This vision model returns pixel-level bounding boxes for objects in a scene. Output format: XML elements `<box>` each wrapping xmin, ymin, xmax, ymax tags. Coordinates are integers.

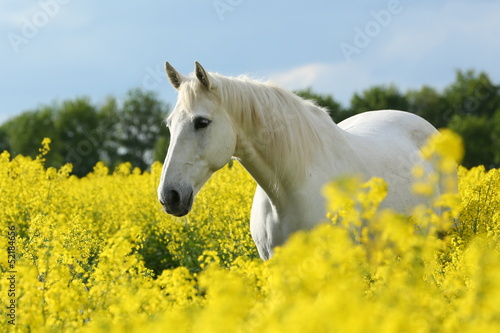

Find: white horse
<box><xmin>158</xmin><ymin>62</ymin><xmax>439</xmax><ymax>260</ymax></box>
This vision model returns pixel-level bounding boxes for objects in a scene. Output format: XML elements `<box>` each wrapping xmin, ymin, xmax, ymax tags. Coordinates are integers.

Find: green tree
<box><xmin>111</xmin><ymin>89</ymin><xmax>170</xmax><ymax>170</ymax></box>
<box><xmin>55</xmin><ymin>97</ymin><xmax>101</xmax><ymax>177</ymax></box>
<box><xmin>442</xmin><ymin>70</ymin><xmax>500</xmax><ymax>168</ymax></box>
<box><xmin>448</xmin><ymin>114</ymin><xmax>496</xmax><ymax>168</ymax></box>
<box><xmin>295</xmin><ymin>88</ymin><xmax>351</xmax><ymax>122</ymax></box>
<box><xmin>442</xmin><ymin>70</ymin><xmax>499</xmax><ymax>121</ymax></box>
<box><xmin>406</xmin><ymin>85</ymin><xmax>449</xmax><ymax>128</ymax></box>
<box><xmin>0</xmin><ymin>90</ymin><xmax>171</xmax><ymax>176</ymax></box>
<box><xmin>349</xmin><ymin>84</ymin><xmax>409</xmax><ymax>115</ymax></box>
<box><xmin>0</xmin><ymin>106</ymin><xmax>62</xmax><ymax>165</ymax></box>
<box><xmin>492</xmin><ymin>111</ymin><xmax>500</xmax><ymax>167</ymax></box>
<box><xmin>97</xmin><ymin>96</ymin><xmax>122</xmax><ymax>167</ymax></box>
<box><xmin>0</xmin><ymin>126</ymin><xmax>10</xmax><ymax>152</ymax></box>
<box><xmin>2</xmin><ymin>70</ymin><xmax>497</xmax><ymax>171</ymax></box>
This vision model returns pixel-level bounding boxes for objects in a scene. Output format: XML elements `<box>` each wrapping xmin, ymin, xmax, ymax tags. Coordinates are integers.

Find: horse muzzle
<box><xmin>158</xmin><ymin>184</ymin><xmax>194</xmax><ymax>217</ymax></box>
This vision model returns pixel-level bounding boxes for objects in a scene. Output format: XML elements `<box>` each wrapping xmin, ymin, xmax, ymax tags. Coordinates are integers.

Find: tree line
<box><xmin>297</xmin><ymin>69</ymin><xmax>499</xmax><ymax>169</ymax></box>
<box><xmin>0</xmin><ymin>89</ymin><xmax>169</xmax><ymax>177</ymax></box>
<box><xmin>0</xmin><ymin>69</ymin><xmax>498</xmax><ymax>176</ymax></box>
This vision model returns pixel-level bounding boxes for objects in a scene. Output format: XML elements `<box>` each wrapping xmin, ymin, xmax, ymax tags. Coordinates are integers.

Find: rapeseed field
<box><xmin>1</xmin><ymin>132</ymin><xmax>499</xmax><ymax>332</ymax></box>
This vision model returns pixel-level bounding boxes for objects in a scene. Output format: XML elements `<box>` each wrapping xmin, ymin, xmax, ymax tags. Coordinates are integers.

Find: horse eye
<box><xmin>194</xmin><ymin>117</ymin><xmax>211</xmax><ymax>130</ymax></box>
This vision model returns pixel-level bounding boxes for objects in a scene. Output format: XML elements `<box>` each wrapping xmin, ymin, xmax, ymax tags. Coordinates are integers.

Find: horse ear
<box><xmin>165</xmin><ymin>62</ymin><xmax>183</xmax><ymax>90</ymax></box>
<box><xmin>195</xmin><ymin>61</ymin><xmax>211</xmax><ymax>90</ymax></box>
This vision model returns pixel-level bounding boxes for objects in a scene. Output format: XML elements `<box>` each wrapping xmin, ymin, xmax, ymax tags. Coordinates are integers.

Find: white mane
<box><xmin>178</xmin><ymin>73</ymin><xmax>333</xmax><ymax>187</ymax></box>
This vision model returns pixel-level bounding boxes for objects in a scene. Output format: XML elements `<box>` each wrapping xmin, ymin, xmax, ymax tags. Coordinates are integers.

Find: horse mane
<box><xmin>179</xmin><ymin>73</ymin><xmax>333</xmax><ymax>188</ymax></box>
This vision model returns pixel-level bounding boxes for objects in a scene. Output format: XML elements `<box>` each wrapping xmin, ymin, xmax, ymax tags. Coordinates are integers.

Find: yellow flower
<box><xmin>0</xmin><ymin>139</ymin><xmax>499</xmax><ymax>332</ymax></box>
<box><xmin>421</xmin><ymin>128</ymin><xmax>464</xmax><ymax>164</ymax></box>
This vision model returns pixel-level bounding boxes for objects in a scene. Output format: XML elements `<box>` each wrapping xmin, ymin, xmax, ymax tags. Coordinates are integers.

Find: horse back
<box><xmin>336</xmin><ymin>110</ymin><xmax>440</xmax><ymax>212</ymax></box>
<box><xmin>338</xmin><ymin>110</ymin><xmax>438</xmax><ymax>149</ymax></box>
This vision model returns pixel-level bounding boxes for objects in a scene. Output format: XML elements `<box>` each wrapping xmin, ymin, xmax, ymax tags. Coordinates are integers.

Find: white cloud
<box><xmin>268</xmin><ymin>62</ymin><xmax>375</xmax><ymax>106</ymax></box>
<box><xmin>269</xmin><ymin>63</ymin><xmax>333</xmax><ymax>90</ymax></box>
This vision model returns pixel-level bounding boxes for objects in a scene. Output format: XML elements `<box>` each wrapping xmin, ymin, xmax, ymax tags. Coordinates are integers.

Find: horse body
<box><xmin>247</xmin><ymin>110</ymin><xmax>438</xmax><ymax>259</ymax></box>
<box><xmin>158</xmin><ymin>62</ymin><xmax>439</xmax><ymax>260</ymax></box>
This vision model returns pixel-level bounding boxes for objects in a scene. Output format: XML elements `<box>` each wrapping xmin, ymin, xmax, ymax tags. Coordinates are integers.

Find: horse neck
<box><xmin>229</xmin><ymin>86</ymin><xmax>348</xmax><ymax>206</ymax></box>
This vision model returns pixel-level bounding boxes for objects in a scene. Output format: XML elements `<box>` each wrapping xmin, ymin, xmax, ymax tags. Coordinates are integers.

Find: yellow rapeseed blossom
<box><xmin>0</xmin><ymin>134</ymin><xmax>499</xmax><ymax>332</ymax></box>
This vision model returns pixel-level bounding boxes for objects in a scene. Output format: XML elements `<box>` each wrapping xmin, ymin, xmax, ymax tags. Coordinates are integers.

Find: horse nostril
<box><xmin>159</xmin><ymin>185</ymin><xmax>192</xmax><ymax>216</ymax></box>
<box><xmin>169</xmin><ymin>189</ymin><xmax>181</xmax><ymax>207</ymax></box>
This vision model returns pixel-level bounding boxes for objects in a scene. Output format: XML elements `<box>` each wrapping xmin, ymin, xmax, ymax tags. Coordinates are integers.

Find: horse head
<box><xmin>157</xmin><ymin>62</ymin><xmax>237</xmax><ymax>216</ymax></box>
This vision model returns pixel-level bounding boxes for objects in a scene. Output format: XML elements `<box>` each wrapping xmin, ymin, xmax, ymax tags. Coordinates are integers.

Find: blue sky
<box><xmin>1</xmin><ymin>0</ymin><xmax>499</xmax><ymax>123</ymax></box>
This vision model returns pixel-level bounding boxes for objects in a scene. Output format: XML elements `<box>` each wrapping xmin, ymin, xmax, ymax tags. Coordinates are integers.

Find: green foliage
<box><xmin>406</xmin><ymin>85</ymin><xmax>449</xmax><ymax>128</ymax></box>
<box><xmin>108</xmin><ymin>89</ymin><xmax>170</xmax><ymax>170</ymax></box>
<box><xmin>2</xmin><ymin>106</ymin><xmax>57</xmax><ymax>160</ymax></box>
<box><xmin>349</xmin><ymin>84</ymin><xmax>409</xmax><ymax>114</ymax></box>
<box><xmin>0</xmin><ymin>69</ymin><xmax>498</xmax><ymax>173</ymax></box>
<box><xmin>493</xmin><ymin>111</ymin><xmax>500</xmax><ymax>166</ymax></box>
<box><xmin>443</xmin><ymin>70</ymin><xmax>499</xmax><ymax>119</ymax></box>
<box><xmin>294</xmin><ymin>87</ymin><xmax>354</xmax><ymax>122</ymax></box>
<box><xmin>294</xmin><ymin>69</ymin><xmax>499</xmax><ymax>168</ymax></box>
<box><xmin>55</xmin><ymin>97</ymin><xmax>101</xmax><ymax>176</ymax></box>
<box><xmin>449</xmin><ymin>115</ymin><xmax>498</xmax><ymax>169</ymax></box>
<box><xmin>0</xmin><ymin>127</ymin><xmax>8</xmax><ymax>152</ymax></box>
<box><xmin>0</xmin><ymin>89</ymin><xmax>170</xmax><ymax>176</ymax></box>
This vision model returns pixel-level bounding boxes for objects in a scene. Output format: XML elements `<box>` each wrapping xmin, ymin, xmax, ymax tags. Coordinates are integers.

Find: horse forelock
<box><xmin>175</xmin><ymin>76</ymin><xmax>208</xmax><ymax>111</ymax></box>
